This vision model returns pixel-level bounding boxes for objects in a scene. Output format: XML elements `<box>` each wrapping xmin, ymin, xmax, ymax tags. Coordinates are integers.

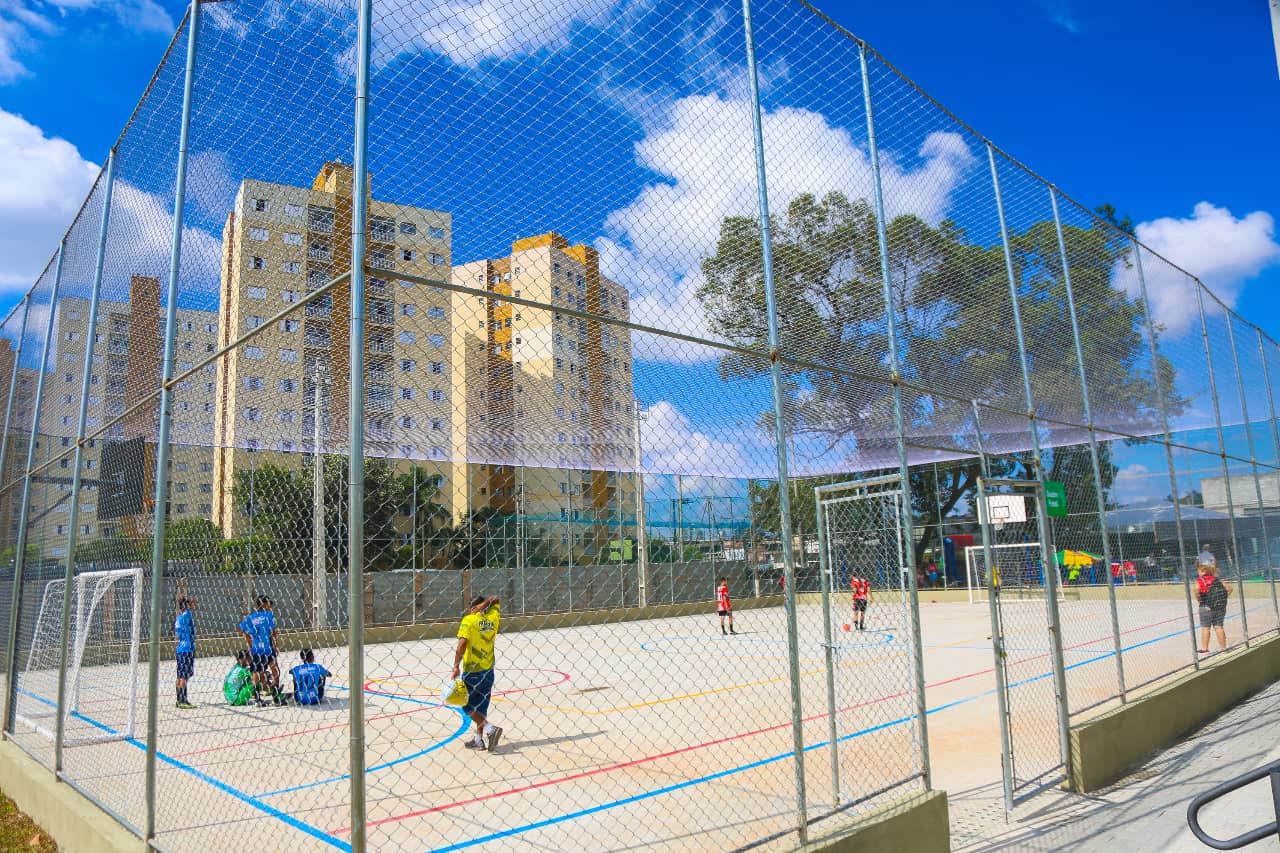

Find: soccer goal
<box><xmin>965</xmin><ymin>543</ymin><xmax>1063</xmax><ymax>604</ymax></box>
<box><xmin>16</xmin><ymin>567</ymin><xmax>143</xmax><ymax>745</ymax></box>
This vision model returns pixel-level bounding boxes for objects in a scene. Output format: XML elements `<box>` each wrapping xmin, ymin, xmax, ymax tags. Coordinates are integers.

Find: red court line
<box><xmin>172</xmin><ymin>669</ymin><xmax>569</xmax><ymax>759</ymax></box>
<box><xmin>335</xmin><ymin>609</ymin><xmax>1195</xmax><ymax>834</ymax></box>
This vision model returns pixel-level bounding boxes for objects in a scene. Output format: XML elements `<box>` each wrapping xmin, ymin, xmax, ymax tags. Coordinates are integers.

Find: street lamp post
<box><xmin>312</xmin><ymin>361</ymin><xmax>328</xmax><ymax>630</ymax></box>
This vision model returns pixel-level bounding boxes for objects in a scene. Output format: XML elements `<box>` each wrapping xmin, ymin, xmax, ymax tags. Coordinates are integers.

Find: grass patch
<box><xmin>0</xmin><ymin>790</ymin><xmax>57</xmax><ymax>852</ymax></box>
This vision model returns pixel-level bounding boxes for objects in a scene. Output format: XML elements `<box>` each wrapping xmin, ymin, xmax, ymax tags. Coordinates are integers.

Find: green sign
<box><xmin>1044</xmin><ymin>480</ymin><xmax>1068</xmax><ymax>518</ymax></box>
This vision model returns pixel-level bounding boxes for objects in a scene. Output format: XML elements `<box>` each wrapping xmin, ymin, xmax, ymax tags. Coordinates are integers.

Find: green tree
<box><xmin>163</xmin><ymin>518</ymin><xmax>226</xmax><ymax>573</ymax></box>
<box><xmin>698</xmin><ymin>191</ymin><xmax>1179</xmax><ymax>566</ymax></box>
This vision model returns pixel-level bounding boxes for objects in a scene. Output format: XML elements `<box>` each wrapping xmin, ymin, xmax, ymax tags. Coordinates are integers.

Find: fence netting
<box><xmin>1</xmin><ymin>0</ymin><xmax>1278</xmax><ymax>850</ymax></box>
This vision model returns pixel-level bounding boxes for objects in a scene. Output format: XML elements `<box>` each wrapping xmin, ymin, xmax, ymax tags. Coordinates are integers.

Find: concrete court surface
<box><xmin>3</xmin><ymin>588</ymin><xmax>1277</xmax><ymax>852</ymax></box>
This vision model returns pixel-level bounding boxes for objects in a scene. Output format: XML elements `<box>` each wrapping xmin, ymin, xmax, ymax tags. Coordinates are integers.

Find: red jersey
<box><xmin>1196</xmin><ymin>574</ymin><xmax>1217</xmax><ymax>597</ymax></box>
<box><xmin>716</xmin><ymin>584</ymin><xmax>731</xmax><ymax>611</ymax></box>
<box><xmin>851</xmin><ymin>577</ymin><xmax>870</xmax><ymax>600</ymax></box>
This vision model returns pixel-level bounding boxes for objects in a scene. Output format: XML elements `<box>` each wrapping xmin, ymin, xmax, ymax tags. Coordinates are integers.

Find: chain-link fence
<box><xmin>1</xmin><ymin>0</ymin><xmax>1278</xmax><ymax>849</ymax></box>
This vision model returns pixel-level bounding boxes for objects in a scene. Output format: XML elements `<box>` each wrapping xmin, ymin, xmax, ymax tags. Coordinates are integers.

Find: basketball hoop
<box><xmin>991</xmin><ymin>504</ymin><xmax>1010</xmax><ymax>532</ymax></box>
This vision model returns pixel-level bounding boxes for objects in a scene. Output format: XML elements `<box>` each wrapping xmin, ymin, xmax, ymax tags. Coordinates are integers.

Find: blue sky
<box><xmin>0</xmin><ymin>0</ymin><xmax>1277</xmax><ymax>504</ymax></box>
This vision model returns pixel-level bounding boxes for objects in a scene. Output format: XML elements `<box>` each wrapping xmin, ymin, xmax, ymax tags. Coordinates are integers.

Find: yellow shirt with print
<box><xmin>457</xmin><ymin>603</ymin><xmax>500</xmax><ymax>672</ymax></box>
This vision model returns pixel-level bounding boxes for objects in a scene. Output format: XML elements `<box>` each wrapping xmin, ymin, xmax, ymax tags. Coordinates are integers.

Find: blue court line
<box><xmin>420</xmin><ymin>605</ymin><xmax>1266</xmax><ymax>853</ymax></box>
<box><xmin>16</xmin><ymin>687</ymin><xmax>350</xmax><ymax>851</ymax></box>
<box><xmin>256</xmin><ymin>687</ymin><xmax>469</xmax><ymax>798</ymax></box>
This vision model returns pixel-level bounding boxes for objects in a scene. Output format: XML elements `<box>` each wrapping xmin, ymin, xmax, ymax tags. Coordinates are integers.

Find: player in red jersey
<box><xmin>716</xmin><ymin>577</ymin><xmax>736</xmax><ymax>635</ymax></box>
<box><xmin>850</xmin><ymin>573</ymin><xmax>871</xmax><ymax>631</ymax></box>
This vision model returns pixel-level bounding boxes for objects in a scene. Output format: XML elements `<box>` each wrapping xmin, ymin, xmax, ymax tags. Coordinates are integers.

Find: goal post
<box><xmin>15</xmin><ymin>566</ymin><xmax>143</xmax><ymax>745</ymax></box>
<box><xmin>966</xmin><ymin>543</ymin><xmax>1063</xmax><ymax>604</ymax></box>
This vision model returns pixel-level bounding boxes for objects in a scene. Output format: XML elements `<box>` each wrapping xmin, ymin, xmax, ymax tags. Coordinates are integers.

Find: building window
<box><xmin>397</xmin><ymin>331</ymin><xmax>415</xmax><ymax>345</ymax></box>
<box><xmin>284</xmin><ymin>203</ymin><xmax>302</xmax><ymax>217</ymax></box>
<box><xmin>400</xmin><ymin>303</ymin><xmax>416</xmax><ymax>317</ymax></box>
<box><xmin>401</xmin><ymin>249</ymin><xmax>415</xmax><ymax>262</ymax></box>
<box><xmin>430</xmin><ymin>418</ymin><xmax>443</xmax><ymax>431</ymax></box>
<box><xmin>282</xmin><ymin>261</ymin><xmax>301</xmax><ymax>274</ymax></box>
<box><xmin>428</xmin><ymin>226</ymin><xmax>445</xmax><ymax>240</ymax></box>
<box><xmin>249</xmin><ymin>227</ymin><xmax>269</xmax><ymax>241</ymax></box>
<box><xmin>252</xmin><ymin>198</ymin><xmax>269</xmax><ymax>212</ymax></box>
<box><xmin>399</xmin><ymin>387</ymin><xmax>414</xmax><ymax>401</ymax></box>
<box><xmin>245</xmin><ymin>346</ymin><xmax>264</xmax><ymax>359</ymax></box>
<box><xmin>369</xmin><ymin>250</ymin><xmax>393</xmax><ymax>270</ymax></box>
<box><xmin>370</xmin><ymin>216</ymin><xmax>396</xmax><ymax>243</ymax></box>
<box><xmin>430</xmin><ymin>446</ymin><xmax>446</xmax><ymax>459</ymax></box>
<box><xmin>282</xmin><ymin>290</ymin><xmax>300</xmax><ymax>303</ymax></box>
<box><xmin>400</xmin><ymin>359</ymin><xmax>416</xmax><ymax>373</ymax></box>
<box><xmin>280</xmin><ymin>348</ymin><xmax>299</xmax><ymax>363</ymax></box>
<box><xmin>427</xmin><ymin>306</ymin><xmax>445</xmax><ymax>319</ymax></box>
<box><xmin>244</xmin><ymin>376</ymin><xmax>264</xmax><ymax>390</ymax></box>
<box><xmin>283</xmin><ymin>231</ymin><xmax>302</xmax><ymax>246</ymax></box>
<box><xmin>430</xmin><ymin>361</ymin><xmax>443</xmax><ymax>374</ymax></box>
<box><xmin>278</xmin><ymin>409</ymin><xmax>297</xmax><ymax>423</ymax></box>
<box><xmin>429</xmin><ymin>389</ymin><xmax>445</xmax><ymax>403</ymax></box>
<box><xmin>247</xmin><ymin>286</ymin><xmax>267</xmax><ymax>300</ymax></box>
<box><xmin>399</xmin><ymin>221</ymin><xmax>417</xmax><ymax>235</ymax></box>
<box><xmin>428</xmin><ymin>334</ymin><xmax>444</xmax><ymax>347</ymax></box>
<box><xmin>281</xmin><ymin>318</ymin><xmax>299</xmax><ymax>332</ymax></box>
<box><xmin>307</xmin><ymin>206</ymin><xmax>334</xmax><ymax>232</ymax></box>
<box><xmin>245</xmin><ymin>407</ymin><xmax>262</xmax><ymax>422</ymax></box>
<box><xmin>280</xmin><ymin>378</ymin><xmax>297</xmax><ymax>393</ymax></box>
<box><xmin>399</xmin><ymin>416</ymin><xmax>414</xmax><ymax>429</ymax></box>
<box><xmin>250</xmin><ymin>256</ymin><xmax>267</xmax><ymax>270</ymax></box>
<box><xmin>246</xmin><ymin>315</ymin><xmax>264</xmax><ymax>329</ymax></box>
<box><xmin>428</xmin><ymin>253</ymin><xmax>445</xmax><ymax>266</ymax></box>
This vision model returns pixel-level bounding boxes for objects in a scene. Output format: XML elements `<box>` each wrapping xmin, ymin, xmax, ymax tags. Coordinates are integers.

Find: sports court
<box><xmin>9</xmin><ymin>584</ymin><xmax>1272</xmax><ymax>852</ymax></box>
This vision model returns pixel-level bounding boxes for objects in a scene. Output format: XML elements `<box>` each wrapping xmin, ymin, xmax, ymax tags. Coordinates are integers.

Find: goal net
<box><xmin>965</xmin><ymin>543</ymin><xmax>1063</xmax><ymax>604</ymax></box>
<box><xmin>16</xmin><ymin>567</ymin><xmax>143</xmax><ymax>745</ymax></box>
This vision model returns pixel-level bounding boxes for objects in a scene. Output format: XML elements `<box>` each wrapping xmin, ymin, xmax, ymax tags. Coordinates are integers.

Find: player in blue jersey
<box><xmin>238</xmin><ymin>596</ymin><xmax>283</xmax><ymax>706</ymax></box>
<box><xmin>290</xmin><ymin>648</ymin><xmax>332</xmax><ymax>706</ymax></box>
<box><xmin>174</xmin><ymin>597</ymin><xmax>196</xmax><ymax>710</ymax></box>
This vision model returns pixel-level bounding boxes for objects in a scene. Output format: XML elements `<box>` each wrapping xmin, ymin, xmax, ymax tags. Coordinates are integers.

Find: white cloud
<box><xmin>1035</xmin><ymin>0</ymin><xmax>1081</xmax><ymax>34</ymax></box>
<box><xmin>640</xmin><ymin>400</ymin><xmax>759</xmax><ymax>478</ymax></box>
<box><xmin>598</xmin><ymin>93</ymin><xmax>975</xmax><ymax>358</ymax></box>
<box><xmin>369</xmin><ymin>0</ymin><xmax>615</xmax><ymax>68</ymax></box>
<box><xmin>0</xmin><ymin>108</ymin><xmax>99</xmax><ymax>291</ymax></box>
<box><xmin>1115</xmin><ymin>202</ymin><xmax>1280</xmax><ymax>337</ymax></box>
<box><xmin>0</xmin><ymin>0</ymin><xmax>173</xmax><ymax>84</ymax></box>
<box><xmin>0</xmin><ymin>107</ymin><xmax>222</xmax><ymax>303</ymax></box>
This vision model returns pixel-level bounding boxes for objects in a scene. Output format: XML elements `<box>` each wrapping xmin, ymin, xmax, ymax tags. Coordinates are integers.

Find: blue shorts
<box><xmin>461</xmin><ymin>669</ymin><xmax>494</xmax><ymax>716</ymax></box>
<box><xmin>176</xmin><ymin>653</ymin><xmax>194</xmax><ymax>680</ymax></box>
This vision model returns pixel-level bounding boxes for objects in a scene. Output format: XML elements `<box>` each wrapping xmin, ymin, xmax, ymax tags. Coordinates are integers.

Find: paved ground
<box><xmin>955</xmin><ymin>676</ymin><xmax>1280</xmax><ymax>851</ymax></box>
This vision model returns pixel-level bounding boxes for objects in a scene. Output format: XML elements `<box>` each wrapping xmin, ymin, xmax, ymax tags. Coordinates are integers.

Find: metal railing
<box><xmin>1187</xmin><ymin>759</ymin><xmax>1280</xmax><ymax>849</ymax></box>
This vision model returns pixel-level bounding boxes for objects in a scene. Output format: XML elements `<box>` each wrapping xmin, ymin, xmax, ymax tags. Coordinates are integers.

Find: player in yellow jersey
<box><xmin>452</xmin><ymin>595</ymin><xmax>503</xmax><ymax>751</ymax></box>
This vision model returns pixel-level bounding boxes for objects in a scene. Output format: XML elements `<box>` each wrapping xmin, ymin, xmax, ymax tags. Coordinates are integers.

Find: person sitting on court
<box><xmin>290</xmin><ymin>648</ymin><xmax>332</xmax><ymax>706</ymax></box>
<box><xmin>223</xmin><ymin>650</ymin><xmax>256</xmax><ymax>707</ymax></box>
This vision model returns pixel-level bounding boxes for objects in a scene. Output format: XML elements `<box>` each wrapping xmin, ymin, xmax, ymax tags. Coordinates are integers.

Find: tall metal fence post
<box><xmin>971</xmin><ymin>403</ymin><xmax>1015</xmax><ymax>809</ymax></box>
<box><xmin>633</xmin><ymin>401</ymin><xmax>648</xmax><ymax>608</ymax></box>
<box><xmin>1256</xmin><ymin>328</ymin><xmax>1280</xmax><ymax>626</ymax></box>
<box><xmin>348</xmin><ymin>0</ymin><xmax>374</xmax><ymax>845</ymax></box>
<box><xmin>55</xmin><ymin>150</ymin><xmax>117</xmax><ymax>775</ymax></box>
<box><xmin>861</xmin><ymin>42</ymin><xmax>931</xmax><ymax>788</ymax></box>
<box><xmin>1225</xmin><ymin>317</ymin><xmax>1278</xmax><ymax>628</ymax></box>
<box><xmin>3</xmin><ymin>244</ymin><xmax>66</xmax><ymax>734</ymax></box>
<box><xmin>1132</xmin><ymin>242</ymin><xmax>1200</xmax><ymax>669</ymax></box>
<box><xmin>1195</xmin><ymin>284</ymin><xmax>1249</xmax><ymax>645</ymax></box>
<box><xmin>812</xmin><ymin>487</ymin><xmax>839</xmax><ymax>805</ymax></box>
<box><xmin>143</xmin><ymin>1</ymin><xmax>201</xmax><ymax>843</ymax></box>
<box><xmin>1048</xmin><ymin>186</ymin><xmax>1126</xmax><ymax>702</ymax></box>
<box><xmin>0</xmin><ymin>296</ymin><xmax>31</xmax><ymax>519</ymax></box>
<box><xmin>741</xmin><ymin>0</ymin><xmax>808</xmax><ymax>838</ymax></box>
<box><xmin>989</xmin><ymin>145</ymin><xmax>1071</xmax><ymax>774</ymax></box>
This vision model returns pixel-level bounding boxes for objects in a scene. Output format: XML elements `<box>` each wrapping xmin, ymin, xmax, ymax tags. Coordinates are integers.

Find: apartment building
<box><xmin>453</xmin><ymin>232</ymin><xmax>638</xmax><ymax>562</ymax></box>
<box><xmin>212</xmin><ymin>163</ymin><xmax>468</xmax><ymax>534</ymax></box>
<box><xmin>12</xmin><ymin>285</ymin><xmax>219</xmax><ymax>559</ymax></box>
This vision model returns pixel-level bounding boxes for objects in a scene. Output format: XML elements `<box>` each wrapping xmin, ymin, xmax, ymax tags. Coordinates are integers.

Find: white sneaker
<box><xmin>463</xmin><ymin>736</ymin><xmax>485</xmax><ymax>749</ymax></box>
<box><xmin>485</xmin><ymin>725</ymin><xmax>503</xmax><ymax>752</ymax></box>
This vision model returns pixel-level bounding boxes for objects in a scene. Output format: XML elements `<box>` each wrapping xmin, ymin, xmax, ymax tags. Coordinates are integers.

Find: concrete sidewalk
<box><xmin>952</xmin><ymin>679</ymin><xmax>1280</xmax><ymax>851</ymax></box>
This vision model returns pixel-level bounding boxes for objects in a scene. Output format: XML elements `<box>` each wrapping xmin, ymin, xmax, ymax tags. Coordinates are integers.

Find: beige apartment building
<box><xmin>211</xmin><ymin>162</ymin><xmax>469</xmax><ymax>535</ymax></box>
<box><xmin>453</xmin><ymin>232</ymin><xmax>638</xmax><ymax>561</ymax></box>
<box><xmin>9</xmin><ymin>284</ymin><xmax>220</xmax><ymax>560</ymax></box>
